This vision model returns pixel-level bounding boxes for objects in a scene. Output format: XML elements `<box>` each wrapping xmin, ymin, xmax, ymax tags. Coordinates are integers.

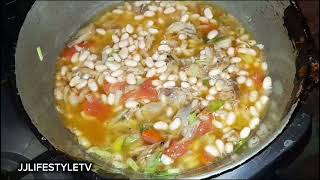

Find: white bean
<box><xmin>88</xmin><ymin>79</ymin><xmax>98</xmax><ymax>92</ymax></box>
<box><xmin>236</xmin><ymin>76</ymin><xmax>246</xmax><ymax>84</ymax></box>
<box><xmin>125</xmin><ymin>100</ymin><xmax>139</xmax><ymax>109</ymax></box>
<box><xmin>225</xmin><ymin>143</ymin><xmax>234</xmax><ymax>154</ymax></box>
<box><xmin>160</xmin><ymin>154</ymin><xmax>174</xmax><ymax>165</ymax></box>
<box><xmin>158</xmin><ymin>44</ymin><xmax>171</xmax><ymax>52</ymax></box>
<box><xmin>132</xmin><ymin>54</ymin><xmax>141</xmax><ymax>62</ymax></box>
<box><xmin>159</xmin><ymin>74</ymin><xmax>168</xmax><ymax>81</ymax></box>
<box><xmin>226</xmin><ymin>112</ymin><xmax>236</xmax><ymax>125</ymax></box>
<box><xmin>163</xmin><ymin>81</ymin><xmax>175</xmax><ymax>88</ymax></box>
<box><xmin>112</xmin><ymin>53</ymin><xmax>122</xmax><ymax>62</ymax></box>
<box><xmin>105</xmin><ymin>75</ymin><xmax>118</xmax><ymax>84</ymax></box>
<box><xmin>79</xmin><ymin>50</ymin><xmax>90</xmax><ymax>62</ymax></box>
<box><xmin>60</xmin><ymin>66</ymin><xmax>68</xmax><ymax>76</ymax></box>
<box><xmin>240</xmin><ymin>127</ymin><xmax>251</xmax><ymax>139</ymax></box>
<box><xmin>154</xmin><ymin>61</ymin><xmax>166</xmax><ymax>68</ymax></box>
<box><xmin>70</xmin><ymin>52</ymin><xmax>79</xmax><ymax>63</ymax></box>
<box><xmin>146</xmin><ymin>68</ymin><xmax>156</xmax><ymax>77</ymax></box>
<box><xmin>126</xmin><ymin>24</ymin><xmax>134</xmax><ymax>34</ymax></box>
<box><xmin>204</xmin><ymin>8</ymin><xmax>213</xmax><ymax>19</ymax></box>
<box><xmin>145</xmin><ymin>58</ymin><xmax>154</xmax><ymax>68</ymax></box>
<box><xmin>144</xmin><ymin>10</ymin><xmax>155</xmax><ymax>17</ymax></box>
<box><xmin>119</xmin><ymin>48</ymin><xmax>129</xmax><ymax>60</ymax></box>
<box><xmin>260</xmin><ymin>95</ymin><xmax>269</xmax><ymax>105</ymax></box>
<box><xmin>119</xmin><ymin>40</ymin><xmax>129</xmax><ymax>48</ymax></box>
<box><xmin>111</xmin><ymin>69</ymin><xmax>123</xmax><ymax>77</ymax></box>
<box><xmin>84</xmin><ymin>61</ymin><xmax>95</xmax><ymax>69</ymax></box>
<box><xmin>199</xmin><ymin>16</ymin><xmax>209</xmax><ymax>23</ymax></box>
<box><xmin>238</xmin><ymin>48</ymin><xmax>257</xmax><ymax>56</ymax></box>
<box><xmin>134</xmin><ymin>15</ymin><xmax>144</xmax><ymax>20</ymax></box>
<box><xmin>262</xmin><ymin>76</ymin><xmax>272</xmax><ymax>90</ymax></box>
<box><xmin>245</xmin><ymin>78</ymin><xmax>253</xmax><ymax>87</ymax></box>
<box><xmin>164</xmin><ymin>7</ymin><xmax>176</xmax><ymax>14</ymax></box>
<box><xmin>96</xmin><ymin>28</ymin><xmax>106</xmax><ymax>35</ymax></box>
<box><xmin>206</xmin><ymin>94</ymin><xmax>214</xmax><ymax>101</ymax></box>
<box><xmin>166</xmin><ymin>107</ymin><xmax>174</xmax><ymax>117</ymax></box>
<box><xmin>179</xmin><ymin>71</ymin><xmax>188</xmax><ymax>81</ymax></box>
<box><xmin>75</xmin><ymin>79</ymin><xmax>87</xmax><ymax>89</ymax></box>
<box><xmin>68</xmin><ymin>94</ymin><xmax>79</xmax><ymax>106</ymax></box>
<box><xmin>128</xmin><ymin>45</ymin><xmax>136</xmax><ymax>52</ymax></box>
<box><xmin>148</xmin><ymin>28</ymin><xmax>159</xmax><ymax>34</ymax></box>
<box><xmin>249</xmin><ymin>90</ymin><xmax>259</xmax><ymax>102</ymax></box>
<box><xmin>249</xmin><ymin>117</ymin><xmax>260</xmax><ymax>129</ymax></box>
<box><xmin>169</xmin><ymin>118</ymin><xmax>181</xmax><ymax>131</ymax></box>
<box><xmin>205</xmin><ymin>145</ymin><xmax>220</xmax><ymax>157</ymax></box>
<box><xmin>180</xmin><ymin>14</ymin><xmax>189</xmax><ymax>22</ymax></box>
<box><xmin>126</xmin><ymin>73</ymin><xmax>136</xmax><ymax>85</ymax></box>
<box><xmin>201</xmin><ymin>100</ymin><xmax>209</xmax><ymax>107</ymax></box>
<box><xmin>125</xmin><ymin>60</ymin><xmax>138</xmax><ymax>67</ymax></box>
<box><xmin>209</xmin><ymin>87</ymin><xmax>217</xmax><ymax>95</ymax></box>
<box><xmin>152</xmin><ymin>80</ymin><xmax>162</xmax><ymax>87</ymax></box>
<box><xmin>167</xmin><ymin>74</ymin><xmax>178</xmax><ymax>81</ymax></box>
<box><xmin>112</xmin><ymin>34</ymin><xmax>120</xmax><ymax>43</ymax></box>
<box><xmin>69</xmin><ymin>76</ymin><xmax>80</xmax><ymax>87</ymax></box>
<box><xmin>153</xmin><ymin>121</ymin><xmax>168</xmax><ymax>130</ymax></box>
<box><xmin>181</xmin><ymin>82</ymin><xmax>190</xmax><ymax>89</ymax></box>
<box><xmin>101</xmin><ymin>94</ymin><xmax>108</xmax><ymax>104</ymax></box>
<box><xmin>95</xmin><ymin>64</ymin><xmax>107</xmax><ymax>72</ymax></box>
<box><xmin>261</xmin><ymin>62</ymin><xmax>268</xmax><ymax>71</ymax></box>
<box><xmin>138</xmin><ymin>40</ymin><xmax>146</xmax><ymax>49</ymax></box>
<box><xmin>215</xmin><ymin>139</ymin><xmax>225</xmax><ymax>153</ymax></box>
<box><xmin>230</xmin><ymin>57</ymin><xmax>242</xmax><ymax>63</ymax></box>
<box><xmin>212</xmin><ymin>120</ymin><xmax>224</xmax><ymax>129</ymax></box>
<box><xmin>105</xmin><ymin>61</ymin><xmax>121</xmax><ymax>71</ymax></box>
<box><xmin>249</xmin><ymin>106</ymin><xmax>259</xmax><ymax>117</ymax></box>
<box><xmin>188</xmin><ymin>77</ymin><xmax>197</xmax><ymax>85</ymax></box>
<box><xmin>207</xmin><ymin>30</ymin><xmax>219</xmax><ymax>40</ymax></box>
<box><xmin>209</xmin><ymin>69</ymin><xmax>221</xmax><ymax>77</ymax></box>
<box><xmin>227</xmin><ymin>47</ymin><xmax>235</xmax><ymax>57</ymax></box>
<box><xmin>156</xmin><ymin>65</ymin><xmax>167</xmax><ymax>73</ymax></box>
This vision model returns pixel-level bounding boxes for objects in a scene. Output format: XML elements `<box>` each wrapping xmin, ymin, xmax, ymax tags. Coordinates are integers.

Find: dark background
<box><xmin>276</xmin><ymin>1</ymin><xmax>319</xmax><ymax>179</ymax></box>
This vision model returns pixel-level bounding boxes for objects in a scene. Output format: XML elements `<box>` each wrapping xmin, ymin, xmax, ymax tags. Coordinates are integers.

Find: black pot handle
<box><xmin>284</xmin><ymin>0</ymin><xmax>319</xmax><ymax>100</ymax></box>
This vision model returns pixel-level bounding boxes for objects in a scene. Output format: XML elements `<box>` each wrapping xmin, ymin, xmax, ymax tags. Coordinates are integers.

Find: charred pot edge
<box><xmin>283</xmin><ymin>0</ymin><xmax>319</xmax><ymax>101</ymax></box>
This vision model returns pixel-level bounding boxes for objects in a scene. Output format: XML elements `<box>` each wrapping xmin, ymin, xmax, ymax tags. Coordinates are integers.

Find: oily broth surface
<box><xmin>54</xmin><ymin>1</ymin><xmax>271</xmax><ymax>175</ymax></box>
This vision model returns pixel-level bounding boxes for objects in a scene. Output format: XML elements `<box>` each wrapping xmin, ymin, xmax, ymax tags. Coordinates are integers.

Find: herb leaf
<box><xmin>208</xmin><ymin>100</ymin><xmax>225</xmax><ymax>112</ymax></box>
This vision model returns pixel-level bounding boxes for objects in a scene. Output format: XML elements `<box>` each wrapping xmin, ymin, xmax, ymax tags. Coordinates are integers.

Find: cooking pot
<box><xmin>15</xmin><ymin>1</ymin><xmax>318</xmax><ymax>179</ymax></box>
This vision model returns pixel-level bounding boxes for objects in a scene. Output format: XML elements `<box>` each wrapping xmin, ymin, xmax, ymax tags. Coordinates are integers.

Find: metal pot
<box><xmin>15</xmin><ymin>1</ymin><xmax>318</xmax><ymax>179</ymax></box>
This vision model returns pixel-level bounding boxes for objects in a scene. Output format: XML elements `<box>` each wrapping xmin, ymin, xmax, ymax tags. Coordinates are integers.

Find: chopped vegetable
<box><xmin>199</xmin><ymin>151</ymin><xmax>215</xmax><ymax>165</ymax></box>
<box><xmin>234</xmin><ymin>138</ymin><xmax>249</xmax><ymax>154</ymax></box>
<box><xmin>82</xmin><ymin>98</ymin><xmax>114</xmax><ymax>121</ymax></box>
<box><xmin>103</xmin><ymin>82</ymin><xmax>126</xmax><ymax>94</ymax></box>
<box><xmin>124</xmin><ymin>134</ymin><xmax>140</xmax><ymax>145</ymax></box>
<box><xmin>112</xmin><ymin>135</ymin><xmax>126</xmax><ymax>152</ymax></box>
<box><xmin>121</xmin><ymin>78</ymin><xmax>158</xmax><ymax>103</ymax></box>
<box><xmin>195</xmin><ymin>58</ymin><xmax>210</xmax><ymax>65</ymax></box>
<box><xmin>208</xmin><ymin>100</ymin><xmax>225</xmax><ymax>112</ymax></box>
<box><xmin>36</xmin><ymin>46</ymin><xmax>43</xmax><ymax>61</ymax></box>
<box><xmin>165</xmin><ymin>140</ymin><xmax>193</xmax><ymax>159</ymax></box>
<box><xmin>252</xmin><ymin>71</ymin><xmax>265</xmax><ymax>88</ymax></box>
<box><xmin>126</xmin><ymin>158</ymin><xmax>139</xmax><ymax>171</ymax></box>
<box><xmin>188</xmin><ymin>111</ymin><xmax>199</xmax><ymax>125</ymax></box>
<box><xmin>87</xmin><ymin>147</ymin><xmax>112</xmax><ymax>160</ymax></box>
<box><xmin>195</xmin><ymin>118</ymin><xmax>213</xmax><ymax>137</ymax></box>
<box><xmin>145</xmin><ymin>152</ymin><xmax>162</xmax><ymax>174</ymax></box>
<box><xmin>186</xmin><ymin>64</ymin><xmax>202</xmax><ymax>78</ymax></box>
<box><xmin>202</xmin><ymin>79</ymin><xmax>210</xmax><ymax>87</ymax></box>
<box><xmin>208</xmin><ymin>36</ymin><xmax>226</xmax><ymax>44</ymax></box>
<box><xmin>142</xmin><ymin>130</ymin><xmax>163</xmax><ymax>144</ymax></box>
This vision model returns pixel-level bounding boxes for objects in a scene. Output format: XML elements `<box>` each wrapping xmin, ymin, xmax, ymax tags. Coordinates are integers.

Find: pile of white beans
<box><xmin>54</xmin><ymin>1</ymin><xmax>273</xmax><ymax>168</ymax></box>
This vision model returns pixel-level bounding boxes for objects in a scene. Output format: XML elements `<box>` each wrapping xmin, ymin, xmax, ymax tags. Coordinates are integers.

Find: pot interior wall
<box><xmin>15</xmin><ymin>1</ymin><xmax>296</xmax><ymax>178</ymax></box>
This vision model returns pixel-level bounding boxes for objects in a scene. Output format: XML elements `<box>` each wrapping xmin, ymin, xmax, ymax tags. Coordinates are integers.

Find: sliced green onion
<box><xmin>126</xmin><ymin>158</ymin><xmax>139</xmax><ymax>172</ymax></box>
<box><xmin>87</xmin><ymin>147</ymin><xmax>112</xmax><ymax>160</ymax></box>
<box><xmin>208</xmin><ymin>100</ymin><xmax>225</xmax><ymax>112</ymax></box>
<box><xmin>188</xmin><ymin>111</ymin><xmax>199</xmax><ymax>125</ymax></box>
<box><xmin>234</xmin><ymin>138</ymin><xmax>249</xmax><ymax>154</ymax></box>
<box><xmin>36</xmin><ymin>46</ymin><xmax>43</xmax><ymax>61</ymax></box>
<box><xmin>202</xmin><ymin>79</ymin><xmax>210</xmax><ymax>87</ymax></box>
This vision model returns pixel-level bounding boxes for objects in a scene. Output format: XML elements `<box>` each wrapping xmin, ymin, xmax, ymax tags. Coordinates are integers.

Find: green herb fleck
<box><xmin>36</xmin><ymin>46</ymin><xmax>43</xmax><ymax>61</ymax></box>
<box><xmin>208</xmin><ymin>36</ymin><xmax>226</xmax><ymax>44</ymax></box>
<box><xmin>188</xmin><ymin>111</ymin><xmax>199</xmax><ymax>125</ymax></box>
<box><xmin>234</xmin><ymin>138</ymin><xmax>249</xmax><ymax>154</ymax></box>
<box><xmin>208</xmin><ymin>100</ymin><xmax>225</xmax><ymax>112</ymax></box>
<box><xmin>202</xmin><ymin>79</ymin><xmax>210</xmax><ymax>87</ymax></box>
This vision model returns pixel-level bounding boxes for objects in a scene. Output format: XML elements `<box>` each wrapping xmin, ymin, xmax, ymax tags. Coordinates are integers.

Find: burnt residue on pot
<box><xmin>283</xmin><ymin>0</ymin><xmax>319</xmax><ymax>101</ymax></box>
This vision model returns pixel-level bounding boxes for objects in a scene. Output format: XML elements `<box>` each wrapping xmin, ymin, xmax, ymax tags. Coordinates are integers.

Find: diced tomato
<box><xmin>103</xmin><ymin>82</ymin><xmax>126</xmax><ymax>94</ymax></box>
<box><xmin>197</xmin><ymin>24</ymin><xmax>216</xmax><ymax>38</ymax></box>
<box><xmin>165</xmin><ymin>140</ymin><xmax>193</xmax><ymax>159</ymax></box>
<box><xmin>62</xmin><ymin>42</ymin><xmax>91</xmax><ymax>60</ymax></box>
<box><xmin>199</xmin><ymin>151</ymin><xmax>215</xmax><ymax>165</ymax></box>
<box><xmin>142</xmin><ymin>130</ymin><xmax>163</xmax><ymax>144</ymax></box>
<box><xmin>252</xmin><ymin>71</ymin><xmax>265</xmax><ymax>88</ymax></box>
<box><xmin>121</xmin><ymin>78</ymin><xmax>158</xmax><ymax>103</ymax></box>
<box><xmin>82</xmin><ymin>98</ymin><xmax>114</xmax><ymax>121</ymax></box>
<box><xmin>195</xmin><ymin>118</ymin><xmax>213</xmax><ymax>137</ymax></box>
